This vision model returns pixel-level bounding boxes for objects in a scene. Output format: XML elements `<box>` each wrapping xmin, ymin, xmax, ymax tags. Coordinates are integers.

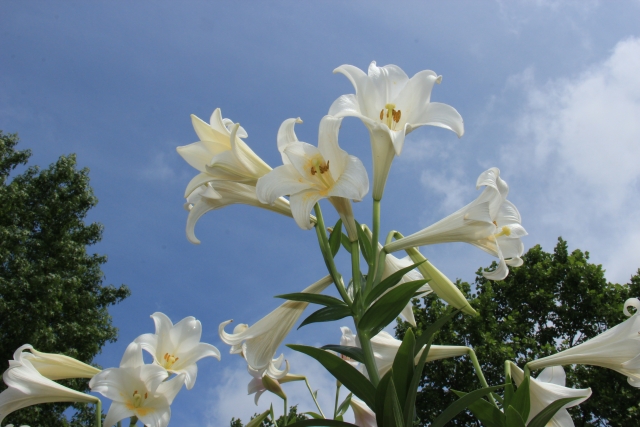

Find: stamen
<box><xmin>380</xmin><ymin>109</ymin><xmax>384</xmax><ymax>120</ymax></box>
<box><xmin>310</xmin><ymin>166</ymin><xmax>317</xmax><ymax>175</ymax></box>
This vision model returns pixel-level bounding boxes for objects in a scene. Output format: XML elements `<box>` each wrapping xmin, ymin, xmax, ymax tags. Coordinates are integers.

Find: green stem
<box><xmin>129</xmin><ymin>415</ymin><xmax>138</xmax><ymax>426</ymax></box>
<box><xmin>305</xmin><ymin>378</ymin><xmax>326</xmax><ymax>419</ymax></box>
<box><xmin>368</xmin><ymin>199</ymin><xmax>381</xmax><ymax>289</ymax></box>
<box><xmin>505</xmin><ymin>360</ymin><xmax>512</xmax><ymax>383</ymax></box>
<box><xmin>283</xmin><ymin>396</ymin><xmax>288</xmax><ymax>426</ymax></box>
<box><xmin>467</xmin><ymin>349</ymin><xmax>499</xmax><ymax>408</ymax></box>
<box><xmin>95</xmin><ymin>399</ymin><xmax>102</xmax><ymax>427</ymax></box>
<box><xmin>357</xmin><ymin>329</ymin><xmax>380</xmax><ymax>386</ymax></box>
<box><xmin>333</xmin><ymin>382</ymin><xmax>342</xmax><ymax>418</ymax></box>
<box><xmin>350</xmin><ymin>239</ymin><xmax>362</xmax><ymax>299</ymax></box>
<box><xmin>524</xmin><ymin>363</ymin><xmax>531</xmax><ymax>378</ymax></box>
<box><xmin>313</xmin><ymin>204</ymin><xmax>351</xmax><ymax>305</ymax></box>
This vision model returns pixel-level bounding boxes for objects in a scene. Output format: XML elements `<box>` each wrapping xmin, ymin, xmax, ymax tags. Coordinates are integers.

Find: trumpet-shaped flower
<box><xmin>246</xmin><ymin>356</ymin><xmax>305</xmax><ymax>404</ymax></box>
<box><xmin>13</xmin><ymin>344</ymin><xmax>100</xmax><ymax>380</ymax></box>
<box><xmin>0</xmin><ymin>346</ymin><xmax>98</xmax><ymax>424</ymax></box>
<box><xmin>329</xmin><ymin>61</ymin><xmax>463</xmax><ymax>199</ymax></box>
<box><xmin>350</xmin><ymin>397</ymin><xmax>377</xmax><ymax>427</ymax></box>
<box><xmin>89</xmin><ymin>343</ymin><xmax>184</xmax><ymax>427</ymax></box>
<box><xmin>134</xmin><ymin>312</ymin><xmax>221</xmax><ymax>390</ymax></box>
<box><xmin>385</xmin><ymin>168</ymin><xmax>527</xmax><ymax>280</ymax></box>
<box><xmin>380</xmin><ymin>254</ymin><xmax>432</xmax><ymax>327</ymax></box>
<box><xmin>177</xmin><ymin>108</ymin><xmax>271</xmax><ymax>187</ymax></box>
<box><xmin>528</xmin><ymin>298</ymin><xmax>640</xmax><ymax>387</ymax></box>
<box><xmin>340</xmin><ymin>328</ymin><xmax>468</xmax><ymax>377</ymax></box>
<box><xmin>256</xmin><ymin>116</ymin><xmax>369</xmax><ymax>236</ymax></box>
<box><xmin>219</xmin><ymin>276</ymin><xmax>333</xmax><ymax>371</ymax></box>
<box><xmin>510</xmin><ymin>362</ymin><xmax>591</xmax><ymax>426</ymax></box>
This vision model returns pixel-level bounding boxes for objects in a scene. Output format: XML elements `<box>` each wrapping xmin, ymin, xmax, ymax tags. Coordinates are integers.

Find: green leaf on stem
<box><xmin>505</xmin><ymin>406</ymin><xmax>526</xmax><ymax>427</ymax></box>
<box><xmin>275</xmin><ymin>293</ymin><xmax>345</xmax><ymax>307</ymax></box>
<box><xmin>365</xmin><ymin>261</ymin><xmax>425</xmax><ymax>307</ymax></box>
<box><xmin>340</xmin><ymin>233</ymin><xmax>352</xmax><ymax>254</ymax></box>
<box><xmin>245</xmin><ymin>409</ymin><xmax>271</xmax><ymax>427</ymax></box>
<box><xmin>336</xmin><ymin>393</ymin><xmax>353</xmax><ymax>418</ymax></box>
<box><xmin>359</xmin><ymin>281</ymin><xmax>428</xmax><ymax>338</ymax></box>
<box><xmin>511</xmin><ymin>375</ymin><xmax>530</xmax><ymax>421</ymax></box>
<box><xmin>298</xmin><ymin>306</ymin><xmax>352</xmax><ymax>329</ymax></box>
<box><xmin>414</xmin><ymin>308</ymin><xmax>461</xmax><ymax>356</ymax></box>
<box><xmin>287</xmin><ymin>344</ymin><xmax>376</xmax><ymax>409</ymax></box>
<box><xmin>391</xmin><ymin>328</ymin><xmax>415</xmax><ymax>406</ymax></box>
<box><xmin>329</xmin><ymin>219</ymin><xmax>343</xmax><ymax>257</ymax></box>
<box><xmin>383</xmin><ymin>376</ymin><xmax>405</xmax><ymax>427</ymax></box>
<box><xmin>430</xmin><ymin>385</ymin><xmax>504</xmax><ymax>427</ymax></box>
<box><xmin>286</xmin><ymin>420</ymin><xmax>359</xmax><ymax>427</ymax></box>
<box><xmin>375</xmin><ymin>371</ymin><xmax>393</xmax><ymax>425</ymax></box>
<box><xmin>320</xmin><ymin>345</ymin><xmax>365</xmax><ymax>363</ymax></box>
<box><xmin>527</xmin><ymin>397</ymin><xmax>584</xmax><ymax>427</ymax></box>
<box><xmin>303</xmin><ymin>412</ymin><xmax>324</xmax><ymax>419</ymax></box>
<box><xmin>452</xmin><ymin>391</ymin><xmax>506</xmax><ymax>427</ymax></box>
<box><xmin>403</xmin><ymin>335</ymin><xmax>432</xmax><ymax>427</ymax></box>
<box><xmin>355</xmin><ymin>220</ymin><xmax>373</xmax><ymax>265</ymax></box>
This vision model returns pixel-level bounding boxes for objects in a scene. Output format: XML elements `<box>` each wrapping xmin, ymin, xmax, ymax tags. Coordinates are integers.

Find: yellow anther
<box><xmin>132</xmin><ymin>391</ymin><xmax>143</xmax><ymax>408</ymax></box>
<box><xmin>163</xmin><ymin>353</ymin><xmax>179</xmax><ymax>368</ymax></box>
<box><xmin>380</xmin><ymin>109</ymin><xmax>384</xmax><ymax>120</ymax></box>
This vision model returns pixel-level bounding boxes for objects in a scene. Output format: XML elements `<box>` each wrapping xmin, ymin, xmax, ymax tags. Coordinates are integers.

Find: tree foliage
<box><xmin>397</xmin><ymin>238</ymin><xmax>640</xmax><ymax>426</ymax></box>
<box><xmin>0</xmin><ymin>131</ymin><xmax>131</xmax><ymax>426</ymax></box>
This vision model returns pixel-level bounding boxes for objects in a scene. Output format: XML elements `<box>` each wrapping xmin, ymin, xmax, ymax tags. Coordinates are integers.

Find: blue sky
<box><xmin>2</xmin><ymin>1</ymin><xmax>640</xmax><ymax>425</ymax></box>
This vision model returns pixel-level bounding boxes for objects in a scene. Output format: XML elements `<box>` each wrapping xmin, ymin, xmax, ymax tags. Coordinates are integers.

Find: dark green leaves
<box><xmin>527</xmin><ymin>397</ymin><xmax>584</xmax><ymax>427</ymax></box>
<box><xmin>355</xmin><ymin>220</ymin><xmax>373</xmax><ymax>265</ymax></box>
<box><xmin>430</xmin><ymin>385</ymin><xmax>504</xmax><ymax>427</ymax></box>
<box><xmin>286</xmin><ymin>421</ymin><xmax>358</xmax><ymax>427</ymax></box>
<box><xmin>298</xmin><ymin>305</ymin><xmax>352</xmax><ymax>329</ymax></box>
<box><xmin>320</xmin><ymin>345</ymin><xmax>365</xmax><ymax>364</ymax></box>
<box><xmin>364</xmin><ymin>260</ymin><xmax>425</xmax><ymax>306</ymax></box>
<box><xmin>276</xmin><ymin>293</ymin><xmax>344</xmax><ymax>307</ymax></box>
<box><xmin>328</xmin><ymin>219</ymin><xmax>343</xmax><ymax>257</ymax></box>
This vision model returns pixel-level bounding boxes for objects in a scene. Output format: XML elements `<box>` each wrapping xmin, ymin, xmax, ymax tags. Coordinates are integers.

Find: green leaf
<box><xmin>359</xmin><ymin>281</ymin><xmax>428</xmax><ymax>338</ymax></box>
<box><xmin>452</xmin><ymin>391</ymin><xmax>505</xmax><ymax>427</ymax></box>
<box><xmin>430</xmin><ymin>385</ymin><xmax>504</xmax><ymax>427</ymax></box>
<box><xmin>505</xmin><ymin>406</ymin><xmax>526</xmax><ymax>427</ymax></box>
<box><xmin>355</xmin><ymin>220</ymin><xmax>373</xmax><ymax>265</ymax></box>
<box><xmin>392</xmin><ymin>328</ymin><xmax>415</xmax><ymax>406</ymax></box>
<box><xmin>340</xmin><ymin>233</ymin><xmax>352</xmax><ymax>254</ymax></box>
<box><xmin>527</xmin><ymin>397</ymin><xmax>584</xmax><ymax>427</ymax></box>
<box><xmin>414</xmin><ymin>308</ymin><xmax>461</xmax><ymax>356</ymax></box>
<box><xmin>303</xmin><ymin>412</ymin><xmax>324</xmax><ymax>419</ymax></box>
<box><xmin>329</xmin><ymin>219</ymin><xmax>343</xmax><ymax>257</ymax></box>
<box><xmin>365</xmin><ymin>261</ymin><xmax>425</xmax><ymax>307</ymax></box>
<box><xmin>287</xmin><ymin>344</ymin><xmax>376</xmax><ymax>409</ymax></box>
<box><xmin>299</xmin><ymin>305</ymin><xmax>352</xmax><ymax>329</ymax></box>
<box><xmin>375</xmin><ymin>371</ymin><xmax>393</xmax><ymax>425</ymax></box>
<box><xmin>383</xmin><ymin>375</ymin><xmax>405</xmax><ymax>427</ymax></box>
<box><xmin>286</xmin><ymin>420</ymin><xmax>358</xmax><ymax>427</ymax></box>
<box><xmin>404</xmin><ymin>335</ymin><xmax>432</xmax><ymax>427</ymax></box>
<box><xmin>320</xmin><ymin>345</ymin><xmax>365</xmax><ymax>363</ymax></box>
<box><xmin>275</xmin><ymin>292</ymin><xmax>346</xmax><ymax>307</ymax></box>
<box><xmin>336</xmin><ymin>393</ymin><xmax>353</xmax><ymax>417</ymax></box>
<box><xmin>245</xmin><ymin>409</ymin><xmax>271</xmax><ymax>427</ymax></box>
<box><xmin>511</xmin><ymin>375</ymin><xmax>530</xmax><ymax>421</ymax></box>
<box><xmin>503</xmin><ymin>378</ymin><xmax>514</xmax><ymax>410</ymax></box>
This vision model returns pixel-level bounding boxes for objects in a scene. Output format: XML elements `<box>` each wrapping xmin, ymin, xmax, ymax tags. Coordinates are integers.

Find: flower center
<box><xmin>494</xmin><ymin>226</ymin><xmax>511</xmax><ymax>238</ymax></box>
<box><xmin>308</xmin><ymin>157</ymin><xmax>335</xmax><ymax>190</ymax></box>
<box><xmin>132</xmin><ymin>390</ymin><xmax>148</xmax><ymax>408</ymax></box>
<box><xmin>163</xmin><ymin>352</ymin><xmax>179</xmax><ymax>369</ymax></box>
<box><xmin>379</xmin><ymin>103</ymin><xmax>401</xmax><ymax>130</ymax></box>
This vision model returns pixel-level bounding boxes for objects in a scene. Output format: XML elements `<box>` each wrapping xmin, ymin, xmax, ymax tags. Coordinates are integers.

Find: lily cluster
<box><xmin>0</xmin><ymin>313</ymin><xmax>220</xmax><ymax>427</ymax></box>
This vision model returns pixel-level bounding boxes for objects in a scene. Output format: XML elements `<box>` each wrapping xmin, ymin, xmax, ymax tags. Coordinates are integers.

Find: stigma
<box><xmin>163</xmin><ymin>352</ymin><xmax>179</xmax><ymax>369</ymax></box>
<box><xmin>132</xmin><ymin>390</ymin><xmax>147</xmax><ymax>408</ymax></box>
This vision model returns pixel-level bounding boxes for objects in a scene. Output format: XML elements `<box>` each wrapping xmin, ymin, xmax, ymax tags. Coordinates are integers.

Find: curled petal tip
<box><xmin>295</xmin><ymin>117</ymin><xmax>303</xmax><ymax>124</ymax></box>
<box><xmin>436</xmin><ymin>75</ymin><xmax>442</xmax><ymax>84</ymax></box>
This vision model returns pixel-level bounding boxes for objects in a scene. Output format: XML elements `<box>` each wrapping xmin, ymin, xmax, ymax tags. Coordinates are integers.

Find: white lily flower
<box><xmin>89</xmin><ymin>343</ymin><xmax>184</xmax><ymax>427</ymax></box>
<box><xmin>350</xmin><ymin>396</ymin><xmax>377</xmax><ymax>427</ymax></box>
<box><xmin>246</xmin><ymin>356</ymin><xmax>305</xmax><ymax>405</ymax></box>
<box><xmin>219</xmin><ymin>275</ymin><xmax>333</xmax><ymax>371</ymax></box>
<box><xmin>0</xmin><ymin>346</ymin><xmax>98</xmax><ymax>424</ymax></box>
<box><xmin>184</xmin><ymin>180</ymin><xmax>293</xmax><ymax>244</ymax></box>
<box><xmin>329</xmin><ymin>61</ymin><xmax>463</xmax><ymax>199</ymax></box>
<box><xmin>256</xmin><ymin>116</ymin><xmax>369</xmax><ymax>238</ymax></box>
<box><xmin>340</xmin><ymin>328</ymin><xmax>468</xmax><ymax>377</ymax></box>
<box><xmin>385</xmin><ymin>168</ymin><xmax>527</xmax><ymax>280</ymax></box>
<box><xmin>134</xmin><ymin>312</ymin><xmax>221</xmax><ymax>390</ymax></box>
<box><xmin>528</xmin><ymin>298</ymin><xmax>640</xmax><ymax>387</ymax></box>
<box><xmin>177</xmin><ymin>108</ymin><xmax>271</xmax><ymax>187</ymax></box>
<box><xmin>381</xmin><ymin>254</ymin><xmax>432</xmax><ymax>327</ymax></box>
<box><xmin>12</xmin><ymin>344</ymin><xmax>100</xmax><ymax>380</ymax></box>
<box><xmin>510</xmin><ymin>362</ymin><xmax>591</xmax><ymax>427</ymax></box>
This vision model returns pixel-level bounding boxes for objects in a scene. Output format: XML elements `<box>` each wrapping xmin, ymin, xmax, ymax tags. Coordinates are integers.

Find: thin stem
<box><xmin>524</xmin><ymin>363</ymin><xmax>531</xmax><ymax>378</ymax></box>
<box><xmin>357</xmin><ymin>329</ymin><xmax>380</xmax><ymax>386</ymax></box>
<box><xmin>350</xmin><ymin>240</ymin><xmax>362</xmax><ymax>298</ymax></box>
<box><xmin>333</xmin><ymin>382</ymin><xmax>342</xmax><ymax>418</ymax></box>
<box><xmin>313</xmin><ymin>204</ymin><xmax>351</xmax><ymax>305</ymax></box>
<box><xmin>467</xmin><ymin>349</ymin><xmax>499</xmax><ymax>408</ymax></box>
<box><xmin>368</xmin><ymin>199</ymin><xmax>381</xmax><ymax>289</ymax></box>
<box><xmin>95</xmin><ymin>399</ymin><xmax>102</xmax><ymax>427</ymax></box>
<box><xmin>305</xmin><ymin>378</ymin><xmax>326</xmax><ymax>419</ymax></box>
<box><xmin>283</xmin><ymin>396</ymin><xmax>288</xmax><ymax>426</ymax></box>
<box><xmin>129</xmin><ymin>415</ymin><xmax>138</xmax><ymax>426</ymax></box>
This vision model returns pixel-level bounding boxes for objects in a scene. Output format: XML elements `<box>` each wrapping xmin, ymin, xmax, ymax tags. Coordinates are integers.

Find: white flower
<box><xmin>89</xmin><ymin>343</ymin><xmax>184</xmax><ymax>427</ymax></box>
<box><xmin>246</xmin><ymin>356</ymin><xmax>305</xmax><ymax>405</ymax></box>
<box><xmin>0</xmin><ymin>346</ymin><xmax>98</xmax><ymax>424</ymax></box>
<box><xmin>219</xmin><ymin>275</ymin><xmax>333</xmax><ymax>371</ymax></box>
<box><xmin>385</xmin><ymin>168</ymin><xmax>527</xmax><ymax>280</ymax></box>
<box><xmin>256</xmin><ymin>116</ymin><xmax>369</xmax><ymax>236</ymax></box>
<box><xmin>380</xmin><ymin>254</ymin><xmax>432</xmax><ymax>327</ymax></box>
<box><xmin>340</xmin><ymin>328</ymin><xmax>468</xmax><ymax>377</ymax></box>
<box><xmin>329</xmin><ymin>61</ymin><xmax>463</xmax><ymax>199</ymax></box>
<box><xmin>134</xmin><ymin>312</ymin><xmax>221</xmax><ymax>390</ymax></box>
<box><xmin>177</xmin><ymin>108</ymin><xmax>271</xmax><ymax>187</ymax></box>
<box><xmin>528</xmin><ymin>298</ymin><xmax>640</xmax><ymax>387</ymax></box>
<box><xmin>350</xmin><ymin>396</ymin><xmax>377</xmax><ymax>427</ymax></box>
<box><xmin>12</xmin><ymin>344</ymin><xmax>100</xmax><ymax>380</ymax></box>
<box><xmin>510</xmin><ymin>362</ymin><xmax>591</xmax><ymax>427</ymax></box>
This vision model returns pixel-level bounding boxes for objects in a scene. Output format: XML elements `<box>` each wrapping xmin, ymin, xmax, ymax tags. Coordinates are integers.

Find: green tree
<box><xmin>397</xmin><ymin>238</ymin><xmax>640</xmax><ymax>426</ymax></box>
<box><xmin>0</xmin><ymin>131</ymin><xmax>130</xmax><ymax>426</ymax></box>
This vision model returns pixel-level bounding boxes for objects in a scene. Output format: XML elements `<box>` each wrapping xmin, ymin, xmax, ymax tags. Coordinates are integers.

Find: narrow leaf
<box><xmin>511</xmin><ymin>375</ymin><xmax>530</xmax><ymax>421</ymax></box>
<box><xmin>527</xmin><ymin>397</ymin><xmax>584</xmax><ymax>427</ymax></box>
<box><xmin>336</xmin><ymin>393</ymin><xmax>353</xmax><ymax>417</ymax></box>
<box><xmin>340</xmin><ymin>233</ymin><xmax>352</xmax><ymax>254</ymax></box>
<box><xmin>355</xmin><ymin>220</ymin><xmax>373</xmax><ymax>265</ymax></box>
<box><xmin>404</xmin><ymin>335</ymin><xmax>432</xmax><ymax>427</ymax></box>
<box><xmin>392</xmin><ymin>328</ymin><xmax>415</xmax><ymax>406</ymax></box>
<box><xmin>365</xmin><ymin>261</ymin><xmax>425</xmax><ymax>307</ymax></box>
<box><xmin>503</xmin><ymin>379</ymin><xmax>514</xmax><ymax>410</ymax></box>
<box><xmin>287</xmin><ymin>344</ymin><xmax>376</xmax><ymax>409</ymax></box>
<box><xmin>414</xmin><ymin>308</ymin><xmax>461</xmax><ymax>356</ymax></box>
<box><xmin>276</xmin><ymin>292</ymin><xmax>346</xmax><ymax>307</ymax></box>
<box><xmin>375</xmin><ymin>371</ymin><xmax>393</xmax><ymax>426</ymax></box>
<box><xmin>303</xmin><ymin>412</ymin><xmax>323</xmax><ymax>419</ymax></box>
<box><xmin>329</xmin><ymin>219</ymin><xmax>343</xmax><ymax>257</ymax></box>
<box><xmin>320</xmin><ymin>345</ymin><xmax>365</xmax><ymax>363</ymax></box>
<box><xmin>505</xmin><ymin>406</ymin><xmax>526</xmax><ymax>427</ymax></box>
<box><xmin>430</xmin><ymin>385</ymin><xmax>504</xmax><ymax>427</ymax></box>
<box><xmin>452</xmin><ymin>391</ymin><xmax>505</xmax><ymax>427</ymax></box>
<box><xmin>246</xmin><ymin>409</ymin><xmax>271</xmax><ymax>427</ymax></box>
<box><xmin>299</xmin><ymin>305</ymin><xmax>352</xmax><ymax>329</ymax></box>
<box><xmin>359</xmin><ymin>281</ymin><xmax>427</xmax><ymax>338</ymax></box>
<box><xmin>383</xmin><ymin>376</ymin><xmax>405</xmax><ymax>427</ymax></box>
<box><xmin>286</xmin><ymin>420</ymin><xmax>358</xmax><ymax>427</ymax></box>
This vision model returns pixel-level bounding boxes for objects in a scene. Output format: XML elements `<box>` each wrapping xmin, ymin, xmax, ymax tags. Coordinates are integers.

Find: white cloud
<box><xmin>506</xmin><ymin>37</ymin><xmax>640</xmax><ymax>283</ymax></box>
